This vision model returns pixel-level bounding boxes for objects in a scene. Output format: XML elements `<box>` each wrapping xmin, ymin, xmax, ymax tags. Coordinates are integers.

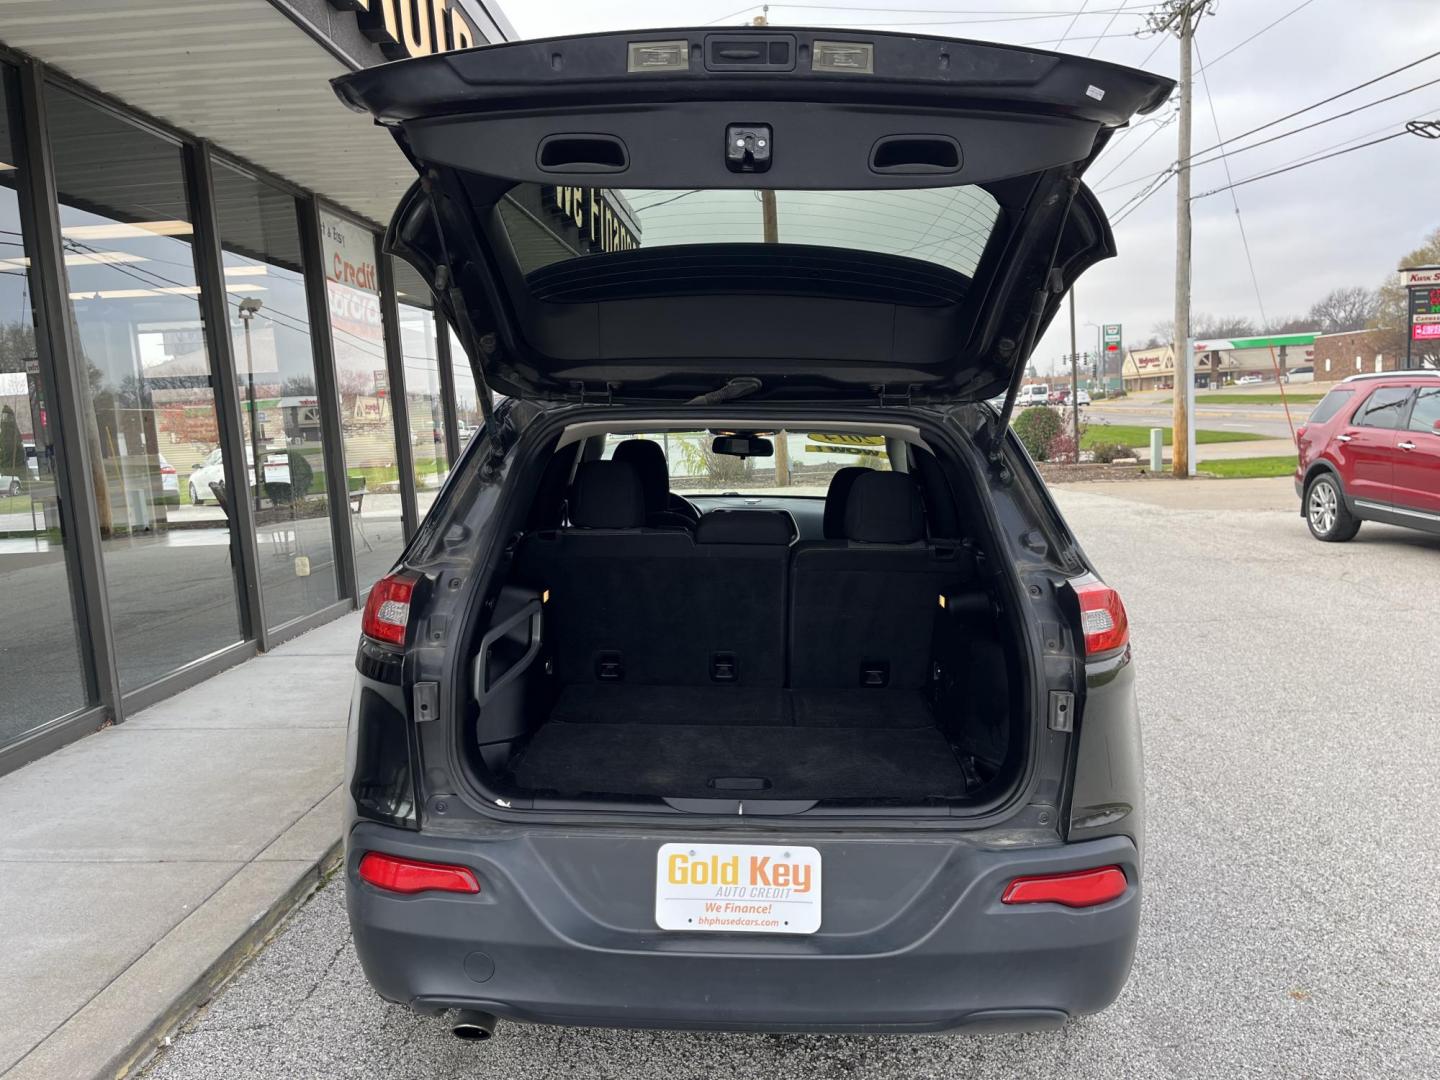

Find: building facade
<box><xmin>1122</xmin><ymin>334</ymin><xmax>1319</xmax><ymax>392</ymax></box>
<box><xmin>0</xmin><ymin>0</ymin><xmax>528</xmax><ymax>772</ymax></box>
<box><xmin>1311</xmin><ymin>328</ymin><xmax>1407</xmax><ymax>382</ymax></box>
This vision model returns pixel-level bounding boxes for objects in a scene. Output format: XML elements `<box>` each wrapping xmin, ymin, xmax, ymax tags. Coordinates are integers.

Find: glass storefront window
<box><xmin>394</xmin><ymin>261</ymin><xmax>448</xmax><ymax>516</ymax></box>
<box><xmin>448</xmin><ymin>328</ymin><xmax>480</xmax><ymax>447</ymax></box>
<box><xmin>320</xmin><ymin>211</ymin><xmax>405</xmax><ymax>589</ymax></box>
<box><xmin>48</xmin><ymin>85</ymin><xmax>242</xmax><ymax>691</ymax></box>
<box><xmin>211</xmin><ymin>161</ymin><xmax>339</xmax><ymax>629</ymax></box>
<box><xmin>0</xmin><ymin>67</ymin><xmax>93</xmax><ymax>745</ymax></box>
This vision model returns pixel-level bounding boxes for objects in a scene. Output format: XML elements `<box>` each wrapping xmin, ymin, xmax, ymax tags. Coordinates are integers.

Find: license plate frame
<box><xmin>655</xmin><ymin>843</ymin><xmax>822</xmax><ymax>934</ymax></box>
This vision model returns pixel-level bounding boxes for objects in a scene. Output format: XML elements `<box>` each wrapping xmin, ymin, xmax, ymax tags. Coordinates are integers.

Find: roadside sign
<box><xmin>1102</xmin><ymin>324</ymin><xmax>1122</xmax><ymax>355</ymax></box>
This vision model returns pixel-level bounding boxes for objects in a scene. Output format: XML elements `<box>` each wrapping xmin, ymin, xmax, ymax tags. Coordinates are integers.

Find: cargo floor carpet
<box><xmin>510</xmin><ymin>720</ymin><xmax>965</xmax><ymax>800</ymax></box>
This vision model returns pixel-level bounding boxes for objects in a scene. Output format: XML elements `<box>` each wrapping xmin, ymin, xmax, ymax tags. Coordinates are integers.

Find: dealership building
<box><xmin>0</xmin><ymin>0</ymin><xmax>566</xmax><ymax>771</ymax></box>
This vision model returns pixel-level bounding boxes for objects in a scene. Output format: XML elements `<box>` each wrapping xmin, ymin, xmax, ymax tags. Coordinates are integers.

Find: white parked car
<box><xmin>187</xmin><ymin>447</ymin><xmax>256</xmax><ymax>505</ymax></box>
<box><xmin>1075</xmin><ymin>388</ymin><xmax>1092</xmax><ymax>406</ymax></box>
<box><xmin>1235</xmin><ymin>374</ymin><xmax>1263</xmax><ymax>386</ymax></box>
<box><xmin>1282</xmin><ymin>366</ymin><xmax>1314</xmax><ymax>384</ymax></box>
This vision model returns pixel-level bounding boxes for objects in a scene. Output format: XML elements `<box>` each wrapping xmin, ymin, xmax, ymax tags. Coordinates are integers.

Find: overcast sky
<box><xmin>504</xmin><ymin>0</ymin><xmax>1440</xmax><ymax>376</ymax></box>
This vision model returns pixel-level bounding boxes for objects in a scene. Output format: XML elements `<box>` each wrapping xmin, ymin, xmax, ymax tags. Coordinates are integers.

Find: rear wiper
<box><xmin>686</xmin><ymin>377</ymin><xmax>762</xmax><ymax>406</ymax></box>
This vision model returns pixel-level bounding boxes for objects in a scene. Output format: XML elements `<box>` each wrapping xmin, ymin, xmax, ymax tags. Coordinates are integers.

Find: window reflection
<box><xmin>394</xmin><ymin>262</ymin><xmax>448</xmax><ymax>517</ymax></box>
<box><xmin>49</xmin><ymin>86</ymin><xmax>241</xmax><ymax>690</ymax></box>
<box><xmin>322</xmin><ymin>213</ymin><xmax>405</xmax><ymax>589</ymax></box>
<box><xmin>449</xmin><ymin>328</ymin><xmax>480</xmax><ymax>446</ymax></box>
<box><xmin>212</xmin><ymin>161</ymin><xmax>339</xmax><ymax>629</ymax></box>
<box><xmin>0</xmin><ymin>67</ymin><xmax>92</xmax><ymax>743</ymax></box>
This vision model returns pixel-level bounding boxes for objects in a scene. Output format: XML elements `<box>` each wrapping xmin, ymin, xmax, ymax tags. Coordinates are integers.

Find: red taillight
<box><xmin>362</xmin><ymin>570</ymin><xmax>419</xmax><ymax>646</ymax></box>
<box><xmin>1002</xmin><ymin>866</ymin><xmax>1127</xmax><ymax>908</ymax></box>
<box><xmin>357</xmin><ymin>852</ymin><xmax>480</xmax><ymax>895</ymax></box>
<box><xmin>1074</xmin><ymin>581</ymin><xmax>1129</xmax><ymax>657</ymax></box>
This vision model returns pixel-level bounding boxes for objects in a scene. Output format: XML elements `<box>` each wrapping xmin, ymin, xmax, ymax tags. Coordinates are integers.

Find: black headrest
<box><xmin>844</xmin><ymin>472</ymin><xmax>925</xmax><ymax>544</ymax></box>
<box><xmin>694</xmin><ymin>509</ymin><xmax>795</xmax><ymax>546</ymax></box>
<box><xmin>610</xmin><ymin>439</ymin><xmax>669</xmax><ymax>514</ymax></box>
<box><xmin>568</xmin><ymin>460</ymin><xmax>646</xmax><ymax>529</ymax></box>
<box><xmin>822</xmin><ymin>466</ymin><xmax>870</xmax><ymax>539</ymax></box>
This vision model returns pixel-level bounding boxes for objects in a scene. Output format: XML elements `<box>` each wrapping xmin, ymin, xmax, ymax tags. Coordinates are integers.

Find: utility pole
<box><xmin>754</xmin><ymin>6</ymin><xmax>790</xmax><ymax>485</ymax></box>
<box><xmin>1148</xmin><ymin>0</ymin><xmax>1213</xmax><ymax>478</ymax></box>
<box><xmin>1069</xmin><ymin>290</ymin><xmax>1080</xmax><ymax>463</ymax></box>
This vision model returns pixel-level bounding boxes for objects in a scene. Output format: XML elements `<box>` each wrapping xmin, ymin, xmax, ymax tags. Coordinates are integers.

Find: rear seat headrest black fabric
<box><xmin>844</xmin><ymin>472</ymin><xmax>925</xmax><ymax>544</ymax></box>
<box><xmin>568</xmin><ymin>460</ymin><xmax>646</xmax><ymax>529</ymax></box>
<box><xmin>822</xmin><ymin>466</ymin><xmax>869</xmax><ymax>539</ymax></box>
<box><xmin>610</xmin><ymin>439</ymin><xmax>670</xmax><ymax>514</ymax></box>
<box><xmin>694</xmin><ymin>509</ymin><xmax>795</xmax><ymax>546</ymax></box>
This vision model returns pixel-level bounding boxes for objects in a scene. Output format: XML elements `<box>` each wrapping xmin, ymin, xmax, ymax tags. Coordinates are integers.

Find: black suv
<box><xmin>335</xmin><ymin>28</ymin><xmax>1167</xmax><ymax>1039</ymax></box>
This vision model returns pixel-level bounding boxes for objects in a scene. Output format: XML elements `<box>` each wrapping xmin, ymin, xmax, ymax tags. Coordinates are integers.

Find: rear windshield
<box><xmin>499</xmin><ymin>183</ymin><xmax>1001</xmax><ymax>279</ymax></box>
<box><xmin>1307</xmin><ymin>388</ymin><xmax>1354</xmax><ymax>425</ymax></box>
<box><xmin>601</xmin><ymin>431</ymin><xmax>890</xmax><ymax>496</ymax></box>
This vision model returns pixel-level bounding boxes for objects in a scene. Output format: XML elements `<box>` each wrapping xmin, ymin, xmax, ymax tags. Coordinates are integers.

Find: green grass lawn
<box><xmin>1196</xmin><ymin>392</ymin><xmax>1324</xmax><ymax>406</ymax></box>
<box><xmin>1197</xmin><ymin>455</ymin><xmax>1299</xmax><ymax>479</ymax></box>
<box><xmin>1158</xmin><ymin>392</ymin><xmax>1324</xmax><ymax>406</ymax></box>
<box><xmin>1082</xmin><ymin>424</ymin><xmax>1274</xmax><ymax>449</ymax></box>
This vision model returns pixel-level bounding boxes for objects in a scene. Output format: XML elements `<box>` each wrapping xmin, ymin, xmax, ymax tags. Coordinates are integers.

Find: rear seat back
<box><xmin>689</xmin><ymin>510</ymin><xmax>795</xmax><ymax>687</ymax></box>
<box><xmin>533</xmin><ymin>460</ymin><xmax>697</xmax><ymax>685</ymax></box>
<box><xmin>789</xmin><ymin>471</ymin><xmax>972</xmax><ymax>690</ymax></box>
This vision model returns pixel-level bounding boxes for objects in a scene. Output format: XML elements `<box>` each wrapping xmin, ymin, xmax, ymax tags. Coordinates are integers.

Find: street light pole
<box><xmin>238</xmin><ymin>298</ymin><xmax>265</xmax><ymax>512</ymax></box>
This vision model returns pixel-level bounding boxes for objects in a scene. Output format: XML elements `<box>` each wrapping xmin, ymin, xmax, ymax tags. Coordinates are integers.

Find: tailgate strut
<box><xmin>421</xmin><ymin>172</ymin><xmax>502</xmax><ymax>462</ymax></box>
<box><xmin>986</xmin><ymin>175</ymin><xmax>1082</xmax><ymax>464</ymax></box>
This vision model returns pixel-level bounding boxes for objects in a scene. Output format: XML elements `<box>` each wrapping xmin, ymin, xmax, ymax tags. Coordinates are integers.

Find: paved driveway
<box><xmin>143</xmin><ymin>477</ymin><xmax>1440</xmax><ymax>1080</ymax></box>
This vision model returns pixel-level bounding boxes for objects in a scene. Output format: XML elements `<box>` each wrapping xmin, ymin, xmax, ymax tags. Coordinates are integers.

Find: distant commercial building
<box><xmin>1123</xmin><ymin>333</ymin><xmax>1319</xmax><ymax>391</ymax></box>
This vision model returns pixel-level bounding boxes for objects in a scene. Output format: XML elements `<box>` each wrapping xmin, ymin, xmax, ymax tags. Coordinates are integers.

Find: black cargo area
<box><xmin>466</xmin><ymin>446</ymin><xmax>1020</xmax><ymax>808</ymax></box>
<box><xmin>511</xmin><ymin>687</ymin><xmax>963</xmax><ymax>800</ymax></box>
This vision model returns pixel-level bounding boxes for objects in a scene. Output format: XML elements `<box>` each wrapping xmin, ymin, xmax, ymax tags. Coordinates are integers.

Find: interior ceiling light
<box><xmin>61</xmin><ymin>220</ymin><xmax>193</xmax><ymax>241</ymax></box>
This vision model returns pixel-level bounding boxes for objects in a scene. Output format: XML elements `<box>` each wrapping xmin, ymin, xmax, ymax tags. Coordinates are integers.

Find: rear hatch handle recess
<box><xmin>986</xmin><ymin>175</ymin><xmax>1082</xmax><ymax>473</ymax></box>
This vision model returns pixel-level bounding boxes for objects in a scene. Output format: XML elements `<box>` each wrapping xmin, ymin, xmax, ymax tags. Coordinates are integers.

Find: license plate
<box><xmin>655</xmin><ymin>843</ymin><xmax>822</xmax><ymax>934</ymax></box>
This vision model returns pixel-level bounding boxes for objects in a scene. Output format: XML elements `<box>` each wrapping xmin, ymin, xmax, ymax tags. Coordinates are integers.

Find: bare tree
<box><xmin>1192</xmin><ymin>313</ymin><xmax>1257</xmax><ymax>339</ymax></box>
<box><xmin>1266</xmin><ymin>314</ymin><xmax>1313</xmax><ymax>334</ymax></box>
<box><xmin>1307</xmin><ymin>286</ymin><xmax>1379</xmax><ymax>334</ymax></box>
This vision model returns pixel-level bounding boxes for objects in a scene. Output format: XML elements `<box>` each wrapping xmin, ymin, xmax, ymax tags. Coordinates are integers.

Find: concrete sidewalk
<box><xmin>0</xmin><ymin>613</ymin><xmax>360</xmax><ymax>1080</ymax></box>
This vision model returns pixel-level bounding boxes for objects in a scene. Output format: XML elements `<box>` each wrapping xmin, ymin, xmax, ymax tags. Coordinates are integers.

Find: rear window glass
<box><xmin>601</xmin><ymin>431</ymin><xmax>890</xmax><ymax>496</ymax></box>
<box><xmin>1307</xmin><ymin>388</ymin><xmax>1354</xmax><ymax>424</ymax></box>
<box><xmin>499</xmin><ymin>183</ymin><xmax>1001</xmax><ymax>279</ymax></box>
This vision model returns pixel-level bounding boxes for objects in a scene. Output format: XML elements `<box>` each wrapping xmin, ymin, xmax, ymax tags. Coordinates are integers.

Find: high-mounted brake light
<box><xmin>1074</xmin><ymin>581</ymin><xmax>1129</xmax><ymax>657</ymax></box>
<box><xmin>357</xmin><ymin>852</ymin><xmax>480</xmax><ymax>895</ymax></box>
<box><xmin>362</xmin><ymin>570</ymin><xmax>419</xmax><ymax>646</ymax></box>
<box><xmin>1002</xmin><ymin>866</ymin><xmax>1127</xmax><ymax>908</ymax></box>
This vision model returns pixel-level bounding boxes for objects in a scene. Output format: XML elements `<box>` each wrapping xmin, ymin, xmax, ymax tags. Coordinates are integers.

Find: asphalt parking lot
<box><xmin>142</xmin><ymin>477</ymin><xmax>1440</xmax><ymax>1080</ymax></box>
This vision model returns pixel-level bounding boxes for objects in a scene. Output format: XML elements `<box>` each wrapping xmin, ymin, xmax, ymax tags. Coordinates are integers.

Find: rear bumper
<box><xmin>345</xmin><ymin>823</ymin><xmax>1141</xmax><ymax>1034</ymax></box>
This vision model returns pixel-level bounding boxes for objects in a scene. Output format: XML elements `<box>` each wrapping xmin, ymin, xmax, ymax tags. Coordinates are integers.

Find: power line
<box><xmin>1099</xmin><ymin>71</ymin><xmax>1440</xmax><ymax>190</ymax></box>
<box><xmin>1091</xmin><ymin>109</ymin><xmax>1176</xmax><ymax>187</ymax></box>
<box><xmin>1187</xmin><ymin>48</ymin><xmax>1440</xmax><ymax>161</ymax></box>
<box><xmin>1054</xmin><ymin>0</ymin><xmax>1089</xmax><ymax>49</ymax></box>
<box><xmin>1086</xmin><ymin>2</ymin><xmax>1125</xmax><ymax>56</ymax></box>
<box><xmin>1188</xmin><ymin>74</ymin><xmax>1440</xmax><ymax>170</ymax></box>
<box><xmin>1195</xmin><ymin>40</ymin><xmax>1268</xmax><ymax>327</ymax></box>
<box><xmin>708</xmin><ymin>2</ymin><xmax>1161</xmax><ymax>26</ymax></box>
<box><xmin>722</xmin><ymin>2</ymin><xmax>1156</xmax><ymax>13</ymax></box>
<box><xmin>1197</xmin><ymin>0</ymin><xmax>1319</xmax><ymax>71</ymax></box>
<box><xmin>1190</xmin><ymin>130</ymin><xmax>1412</xmax><ymax>200</ymax></box>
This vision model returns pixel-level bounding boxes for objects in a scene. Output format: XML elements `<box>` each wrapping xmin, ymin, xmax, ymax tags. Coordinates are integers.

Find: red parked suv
<box><xmin>1295</xmin><ymin>371</ymin><xmax>1440</xmax><ymax>541</ymax></box>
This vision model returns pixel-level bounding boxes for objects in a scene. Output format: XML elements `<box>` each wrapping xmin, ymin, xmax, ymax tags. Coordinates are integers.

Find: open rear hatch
<box><xmin>333</xmin><ymin>28</ymin><xmax>1172</xmax><ymax>411</ymax></box>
